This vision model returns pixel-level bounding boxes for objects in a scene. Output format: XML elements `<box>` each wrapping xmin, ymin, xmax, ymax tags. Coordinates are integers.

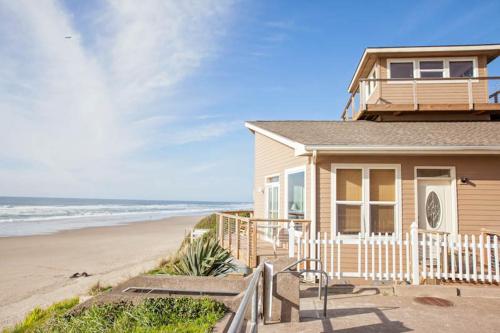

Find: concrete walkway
<box><xmin>259</xmin><ymin>286</ymin><xmax>500</xmax><ymax>332</ymax></box>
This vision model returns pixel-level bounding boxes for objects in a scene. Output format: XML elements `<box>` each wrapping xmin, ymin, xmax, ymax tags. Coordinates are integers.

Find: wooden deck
<box><xmin>216</xmin><ymin>212</ymin><xmax>311</xmax><ymax>268</ymax></box>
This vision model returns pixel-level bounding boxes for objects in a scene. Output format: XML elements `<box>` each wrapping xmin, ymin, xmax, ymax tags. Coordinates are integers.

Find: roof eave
<box><xmin>300</xmin><ymin>145</ymin><xmax>500</xmax><ymax>156</ymax></box>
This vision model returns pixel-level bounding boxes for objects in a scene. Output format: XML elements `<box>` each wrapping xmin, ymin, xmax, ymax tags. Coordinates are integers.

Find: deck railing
<box><xmin>341</xmin><ymin>76</ymin><xmax>500</xmax><ymax>121</ymax></box>
<box><xmin>291</xmin><ymin>222</ymin><xmax>500</xmax><ymax>285</ymax></box>
<box><xmin>215</xmin><ymin>211</ymin><xmax>311</xmax><ymax>268</ymax></box>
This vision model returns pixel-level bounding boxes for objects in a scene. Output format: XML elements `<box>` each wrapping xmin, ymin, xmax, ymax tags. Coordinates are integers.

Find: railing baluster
<box><xmin>487</xmin><ymin>236</ymin><xmax>492</xmax><ymax>283</ymax></box>
<box><xmin>337</xmin><ymin>233</ymin><xmax>341</xmax><ymax>279</ymax></box>
<box><xmin>405</xmin><ymin>232</ymin><xmax>410</xmax><ymax>282</ymax></box>
<box><xmin>371</xmin><ymin>233</ymin><xmax>375</xmax><ymax>280</ymax></box>
<box><xmin>480</xmin><ymin>234</ymin><xmax>485</xmax><ymax>282</ymax></box>
<box><xmin>472</xmin><ymin>235</ymin><xmax>477</xmax><ymax>282</ymax></box>
<box><xmin>465</xmin><ymin>235</ymin><xmax>470</xmax><ymax>282</ymax></box>
<box><xmin>458</xmin><ymin>234</ymin><xmax>463</xmax><ymax>281</ymax></box>
<box><xmin>443</xmin><ymin>234</ymin><xmax>448</xmax><ymax>280</ymax></box>
<box><xmin>436</xmin><ymin>234</ymin><xmax>441</xmax><ymax>280</ymax></box>
<box><xmin>364</xmin><ymin>233</ymin><xmax>369</xmax><ymax>280</ymax></box>
<box><xmin>330</xmin><ymin>238</ymin><xmax>334</xmax><ymax>279</ymax></box>
<box><xmin>429</xmin><ymin>234</ymin><xmax>434</xmax><ymax>280</ymax></box>
<box><xmin>358</xmin><ymin>233</ymin><xmax>362</xmax><ymax>277</ymax></box>
<box><xmin>422</xmin><ymin>233</ymin><xmax>427</xmax><ymax>280</ymax></box>
<box><xmin>494</xmin><ymin>236</ymin><xmax>499</xmax><ymax>283</ymax></box>
<box><xmin>385</xmin><ymin>233</ymin><xmax>389</xmax><ymax>280</ymax></box>
<box><xmin>324</xmin><ymin>232</ymin><xmax>328</xmax><ymax>277</ymax></box>
<box><xmin>450</xmin><ymin>236</ymin><xmax>455</xmax><ymax>281</ymax></box>
<box><xmin>392</xmin><ymin>233</ymin><xmax>396</xmax><ymax>281</ymax></box>
<box><xmin>378</xmin><ymin>233</ymin><xmax>382</xmax><ymax>280</ymax></box>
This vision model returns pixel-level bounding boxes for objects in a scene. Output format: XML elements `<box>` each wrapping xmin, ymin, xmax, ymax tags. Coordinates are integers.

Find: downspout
<box><xmin>310</xmin><ymin>150</ymin><xmax>317</xmax><ymax>238</ymax></box>
<box><xmin>310</xmin><ymin>150</ymin><xmax>318</xmax><ymax>264</ymax></box>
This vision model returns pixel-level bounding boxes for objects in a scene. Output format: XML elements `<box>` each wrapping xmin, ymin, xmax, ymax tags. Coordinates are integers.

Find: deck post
<box><xmin>252</xmin><ymin>220</ymin><xmax>258</xmax><ymax>267</ymax></box>
<box><xmin>218</xmin><ymin>214</ymin><xmax>224</xmax><ymax>246</ymax></box>
<box><xmin>235</xmin><ymin>218</ymin><xmax>240</xmax><ymax>260</ymax></box>
<box><xmin>247</xmin><ymin>220</ymin><xmax>251</xmax><ymax>266</ymax></box>
<box><xmin>410</xmin><ymin>222</ymin><xmax>420</xmax><ymax>285</ymax></box>
<box><xmin>288</xmin><ymin>221</ymin><xmax>295</xmax><ymax>258</ymax></box>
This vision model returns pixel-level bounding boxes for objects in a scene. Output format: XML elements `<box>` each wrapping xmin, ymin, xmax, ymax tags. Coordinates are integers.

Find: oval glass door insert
<box><xmin>425</xmin><ymin>191</ymin><xmax>441</xmax><ymax>228</ymax></box>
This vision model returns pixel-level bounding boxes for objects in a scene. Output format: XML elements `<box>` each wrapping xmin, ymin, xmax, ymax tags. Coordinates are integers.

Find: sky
<box><xmin>1</xmin><ymin>0</ymin><xmax>499</xmax><ymax>202</ymax></box>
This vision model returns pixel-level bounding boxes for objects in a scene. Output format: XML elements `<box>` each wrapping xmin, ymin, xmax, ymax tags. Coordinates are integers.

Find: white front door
<box><xmin>417</xmin><ymin>179</ymin><xmax>453</xmax><ymax>233</ymax></box>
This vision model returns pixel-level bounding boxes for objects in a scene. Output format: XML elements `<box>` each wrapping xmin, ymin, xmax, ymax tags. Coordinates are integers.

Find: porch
<box><xmin>217</xmin><ymin>212</ymin><xmax>500</xmax><ymax>286</ymax></box>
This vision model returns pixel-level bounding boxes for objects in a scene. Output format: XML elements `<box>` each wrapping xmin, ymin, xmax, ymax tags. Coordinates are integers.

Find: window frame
<box><xmin>284</xmin><ymin>166</ymin><xmax>307</xmax><ymax>220</ymax></box>
<box><xmin>386</xmin><ymin>57</ymin><xmax>478</xmax><ymax>83</ymax></box>
<box><xmin>264</xmin><ymin>173</ymin><xmax>280</xmax><ymax>220</ymax></box>
<box><xmin>331</xmin><ymin>163</ymin><xmax>402</xmax><ymax>242</ymax></box>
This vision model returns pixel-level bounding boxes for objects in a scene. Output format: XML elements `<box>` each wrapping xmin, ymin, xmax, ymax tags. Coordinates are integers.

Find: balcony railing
<box><xmin>215</xmin><ymin>211</ymin><xmax>311</xmax><ymax>268</ymax></box>
<box><xmin>341</xmin><ymin>76</ymin><xmax>500</xmax><ymax>121</ymax></box>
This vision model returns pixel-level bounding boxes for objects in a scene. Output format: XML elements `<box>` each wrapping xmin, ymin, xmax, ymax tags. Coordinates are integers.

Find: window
<box><xmin>390</xmin><ymin>62</ymin><xmax>414</xmax><ymax>79</ymax></box>
<box><xmin>450</xmin><ymin>61</ymin><xmax>474</xmax><ymax>78</ymax></box>
<box><xmin>336</xmin><ymin>169</ymin><xmax>362</xmax><ymax>234</ymax></box>
<box><xmin>286</xmin><ymin>169</ymin><xmax>305</xmax><ymax>219</ymax></box>
<box><xmin>419</xmin><ymin>61</ymin><xmax>444</xmax><ymax>78</ymax></box>
<box><xmin>265</xmin><ymin>175</ymin><xmax>279</xmax><ymax>219</ymax></box>
<box><xmin>333</xmin><ymin>165</ymin><xmax>400</xmax><ymax>237</ymax></box>
<box><xmin>416</xmin><ymin>169</ymin><xmax>451</xmax><ymax>178</ymax></box>
<box><xmin>387</xmin><ymin>57</ymin><xmax>477</xmax><ymax>81</ymax></box>
<box><xmin>369</xmin><ymin>169</ymin><xmax>396</xmax><ymax>234</ymax></box>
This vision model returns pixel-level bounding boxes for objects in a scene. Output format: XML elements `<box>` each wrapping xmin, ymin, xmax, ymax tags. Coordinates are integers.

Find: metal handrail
<box><xmin>227</xmin><ymin>262</ymin><xmax>265</xmax><ymax>333</ymax></box>
<box><xmin>277</xmin><ymin>258</ymin><xmax>329</xmax><ymax>318</ymax></box>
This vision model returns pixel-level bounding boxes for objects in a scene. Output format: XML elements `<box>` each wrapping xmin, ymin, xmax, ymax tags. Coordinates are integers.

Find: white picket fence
<box><xmin>287</xmin><ymin>222</ymin><xmax>500</xmax><ymax>285</ymax></box>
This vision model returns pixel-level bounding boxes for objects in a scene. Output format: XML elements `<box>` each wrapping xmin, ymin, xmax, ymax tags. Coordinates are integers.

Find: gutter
<box><xmin>298</xmin><ymin>145</ymin><xmax>500</xmax><ymax>156</ymax></box>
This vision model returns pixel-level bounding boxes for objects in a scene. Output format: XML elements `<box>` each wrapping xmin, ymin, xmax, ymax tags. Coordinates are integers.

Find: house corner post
<box><xmin>310</xmin><ymin>151</ymin><xmax>317</xmax><ymax>263</ymax></box>
<box><xmin>410</xmin><ymin>222</ymin><xmax>420</xmax><ymax>285</ymax></box>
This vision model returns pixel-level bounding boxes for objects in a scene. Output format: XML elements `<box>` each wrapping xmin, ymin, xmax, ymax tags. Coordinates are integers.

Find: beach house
<box><xmin>218</xmin><ymin>44</ymin><xmax>500</xmax><ymax>285</ymax></box>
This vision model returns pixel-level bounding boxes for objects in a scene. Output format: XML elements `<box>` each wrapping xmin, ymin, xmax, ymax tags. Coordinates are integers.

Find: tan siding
<box><xmin>375</xmin><ymin>55</ymin><xmax>489</xmax><ymax>105</ymax></box>
<box><xmin>253</xmin><ymin>133</ymin><xmax>310</xmax><ymax>219</ymax></box>
<box><xmin>316</xmin><ymin>155</ymin><xmax>500</xmax><ymax>270</ymax></box>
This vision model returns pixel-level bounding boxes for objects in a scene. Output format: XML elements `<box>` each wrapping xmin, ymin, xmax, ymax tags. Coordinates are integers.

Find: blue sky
<box><xmin>1</xmin><ymin>0</ymin><xmax>499</xmax><ymax>202</ymax></box>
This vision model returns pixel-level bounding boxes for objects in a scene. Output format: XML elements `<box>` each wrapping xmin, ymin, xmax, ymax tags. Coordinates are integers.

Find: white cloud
<box><xmin>0</xmin><ymin>0</ymin><xmax>237</xmax><ymax>199</ymax></box>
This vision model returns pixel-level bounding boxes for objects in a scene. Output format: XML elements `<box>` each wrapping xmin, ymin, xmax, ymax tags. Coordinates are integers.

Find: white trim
<box><xmin>348</xmin><ymin>44</ymin><xmax>500</xmax><ymax>91</ymax></box>
<box><xmin>413</xmin><ymin>166</ymin><xmax>458</xmax><ymax>236</ymax></box>
<box><xmin>386</xmin><ymin>57</ymin><xmax>478</xmax><ymax>83</ymax></box>
<box><xmin>245</xmin><ymin>122</ymin><xmax>305</xmax><ymax>153</ymax></box>
<box><xmin>284</xmin><ymin>166</ymin><xmax>307</xmax><ymax>221</ymax></box>
<box><xmin>264</xmin><ymin>173</ymin><xmax>280</xmax><ymax>219</ymax></box>
<box><xmin>331</xmin><ymin>163</ymin><xmax>402</xmax><ymax>242</ymax></box>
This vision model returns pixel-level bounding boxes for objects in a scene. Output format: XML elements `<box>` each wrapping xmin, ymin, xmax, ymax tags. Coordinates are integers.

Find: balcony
<box><xmin>341</xmin><ymin>76</ymin><xmax>500</xmax><ymax>121</ymax></box>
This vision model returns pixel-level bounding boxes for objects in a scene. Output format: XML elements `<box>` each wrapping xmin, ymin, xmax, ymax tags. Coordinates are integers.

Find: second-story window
<box><xmin>450</xmin><ymin>61</ymin><xmax>474</xmax><ymax>78</ymax></box>
<box><xmin>419</xmin><ymin>61</ymin><xmax>444</xmax><ymax>78</ymax></box>
<box><xmin>390</xmin><ymin>62</ymin><xmax>414</xmax><ymax>79</ymax></box>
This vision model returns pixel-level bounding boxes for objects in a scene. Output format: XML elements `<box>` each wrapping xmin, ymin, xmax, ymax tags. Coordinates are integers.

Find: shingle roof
<box><xmin>246</xmin><ymin>121</ymin><xmax>500</xmax><ymax>147</ymax></box>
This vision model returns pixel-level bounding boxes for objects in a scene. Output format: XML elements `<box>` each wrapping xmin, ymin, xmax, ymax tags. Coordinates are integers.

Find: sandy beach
<box><xmin>0</xmin><ymin>215</ymin><xmax>201</xmax><ymax>329</ymax></box>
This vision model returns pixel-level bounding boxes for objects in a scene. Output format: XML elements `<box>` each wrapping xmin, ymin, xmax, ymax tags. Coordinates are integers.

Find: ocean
<box><xmin>0</xmin><ymin>196</ymin><xmax>251</xmax><ymax>237</ymax></box>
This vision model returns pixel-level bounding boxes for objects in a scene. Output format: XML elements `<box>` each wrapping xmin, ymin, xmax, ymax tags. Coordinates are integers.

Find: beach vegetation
<box><xmin>4</xmin><ymin>297</ymin><xmax>225</xmax><ymax>333</ymax></box>
<box><xmin>87</xmin><ymin>281</ymin><xmax>112</xmax><ymax>296</ymax></box>
<box><xmin>174</xmin><ymin>237</ymin><xmax>235</xmax><ymax>276</ymax></box>
<box><xmin>2</xmin><ymin>297</ymin><xmax>79</xmax><ymax>333</ymax></box>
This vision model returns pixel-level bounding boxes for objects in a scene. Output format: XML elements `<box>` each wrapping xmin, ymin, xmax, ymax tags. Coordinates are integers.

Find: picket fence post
<box><xmin>410</xmin><ymin>222</ymin><xmax>420</xmax><ymax>285</ymax></box>
<box><xmin>288</xmin><ymin>221</ymin><xmax>295</xmax><ymax>258</ymax></box>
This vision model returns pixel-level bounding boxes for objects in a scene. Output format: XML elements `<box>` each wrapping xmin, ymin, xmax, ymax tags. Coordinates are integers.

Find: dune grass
<box><xmin>2</xmin><ymin>298</ymin><xmax>79</xmax><ymax>333</ymax></box>
<box><xmin>3</xmin><ymin>297</ymin><xmax>225</xmax><ymax>333</ymax></box>
<box><xmin>149</xmin><ymin>214</ymin><xmax>218</xmax><ymax>275</ymax></box>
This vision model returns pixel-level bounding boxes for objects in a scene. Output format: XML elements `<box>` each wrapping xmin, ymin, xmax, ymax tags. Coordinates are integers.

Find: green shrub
<box><xmin>174</xmin><ymin>237</ymin><xmax>235</xmax><ymax>276</ymax></box>
<box><xmin>41</xmin><ymin>297</ymin><xmax>225</xmax><ymax>333</ymax></box>
<box><xmin>2</xmin><ymin>298</ymin><xmax>79</xmax><ymax>333</ymax></box>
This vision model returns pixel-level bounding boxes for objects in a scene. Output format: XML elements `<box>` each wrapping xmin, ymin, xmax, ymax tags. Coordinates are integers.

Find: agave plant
<box><xmin>174</xmin><ymin>237</ymin><xmax>236</xmax><ymax>276</ymax></box>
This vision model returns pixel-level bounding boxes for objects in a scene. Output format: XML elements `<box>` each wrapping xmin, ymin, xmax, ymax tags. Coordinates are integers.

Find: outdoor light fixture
<box><xmin>460</xmin><ymin>176</ymin><xmax>469</xmax><ymax>184</ymax></box>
